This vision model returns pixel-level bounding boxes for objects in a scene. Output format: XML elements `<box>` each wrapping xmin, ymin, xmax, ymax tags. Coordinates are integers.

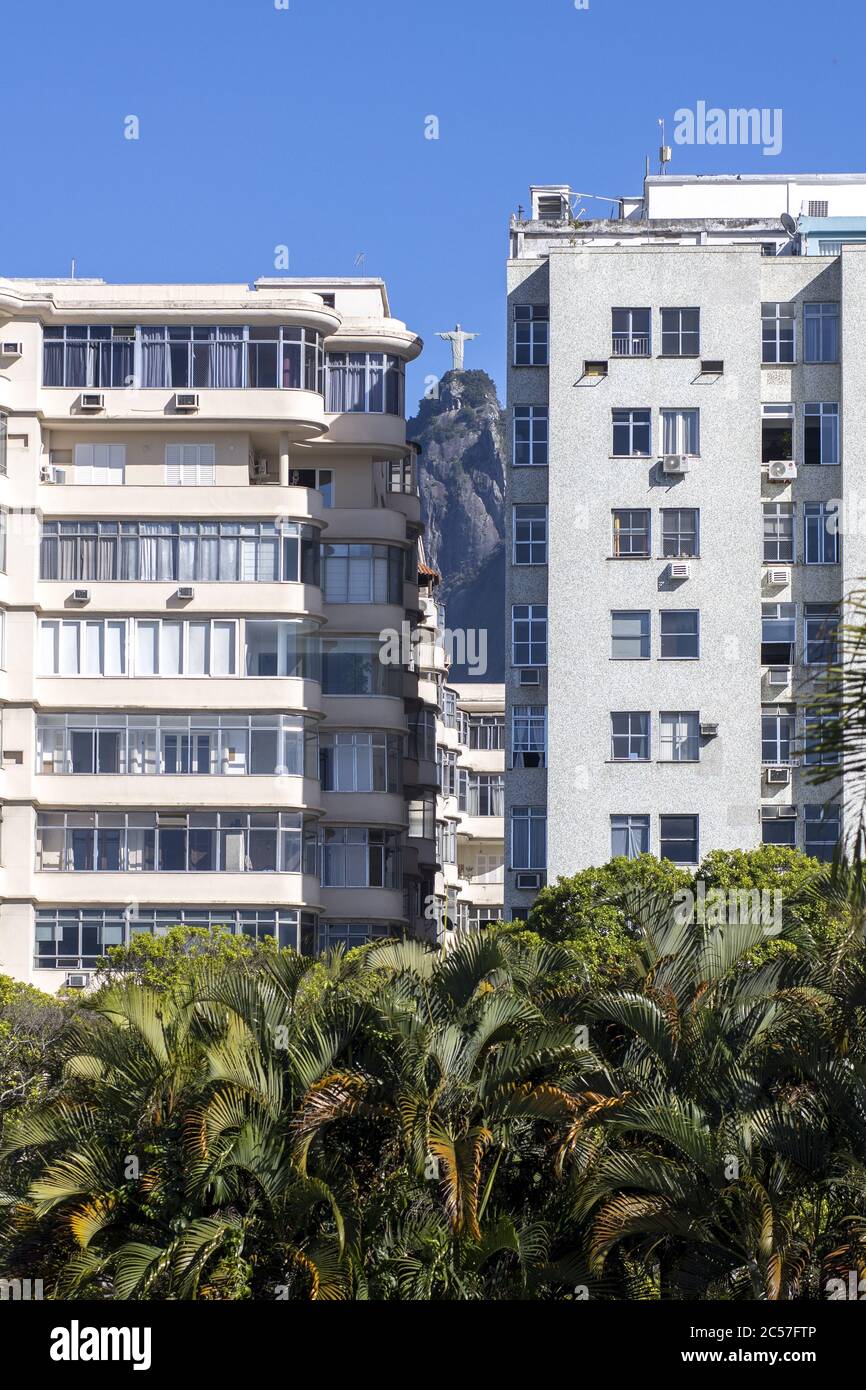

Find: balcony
<box><xmin>612</xmin><ymin>335</ymin><xmax>650</xmax><ymax>357</ymax></box>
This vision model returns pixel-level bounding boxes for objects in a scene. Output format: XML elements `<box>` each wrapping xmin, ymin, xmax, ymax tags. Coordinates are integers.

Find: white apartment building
<box><xmin>506</xmin><ymin>173</ymin><xmax>866</xmax><ymax>918</ymax></box>
<box><xmin>0</xmin><ymin>273</ymin><xmax>460</xmax><ymax>988</ymax></box>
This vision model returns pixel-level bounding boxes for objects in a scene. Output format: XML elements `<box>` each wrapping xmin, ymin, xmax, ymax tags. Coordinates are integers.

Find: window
<box><xmin>385</xmin><ymin>457</ymin><xmax>416</xmax><ymax>496</ymax></box>
<box><xmin>36</xmin><ymin>810</ymin><xmax>312</xmax><ymax>874</ymax></box>
<box><xmin>321</xmin><ymin>638</ymin><xmax>402</xmax><ymax>695</ymax></box>
<box><xmin>611</xmin><ymin>814</ymin><xmax>649</xmax><ymax>860</ymax></box>
<box><xmin>289</xmin><ymin>466</ymin><xmax>334</xmax><ymax>505</ymax></box>
<box><xmin>611</xmin><ymin>610</ymin><xmax>650</xmax><ymax>659</ymax></box>
<box><xmin>762</xmin><ymin>811</ymin><xmax>796</xmax><ymax>847</ymax></box>
<box><xmin>39</xmin><ymin>519</ymin><xmax>319</xmax><ymax>584</ymax></box>
<box><xmin>37</xmin><ymin>713</ymin><xmax>316</xmax><ymax>778</ymax></box>
<box><xmin>407</xmin><ymin>794</ymin><xmax>436</xmax><ymax>840</ymax></box>
<box><xmin>805</xmin><ymin>403</ymin><xmax>839</xmax><ymax>465</ymax></box>
<box><xmin>512</xmin><ymin>605</ymin><xmax>547</xmax><ymax>666</ymax></box>
<box><xmin>612</xmin><ymin>408</ymin><xmax>651</xmax><ymax>457</ymax></box>
<box><xmin>42</xmin><ymin>326</ymin><xmax>135</xmax><ymax>388</ymax></box>
<box><xmin>514</xmin><ymin>304</ymin><xmax>549</xmax><ymax>365</ymax></box>
<box><xmin>511</xmin><ymin>807</ymin><xmax>546</xmax><ymax>870</ymax></box>
<box><xmin>660</xmin><ymin>610</ymin><xmax>699</xmax><ymax>659</ymax></box>
<box><xmin>804</xmin><ymin>502</ymin><xmax>840</xmax><ymax>565</ymax></box>
<box><xmin>437</xmin><ymin>746</ymin><xmax>458</xmax><ymax>797</ymax></box>
<box><xmin>659</xmin><ymin>814</ymin><xmax>698</xmax><ymax>864</ymax></box>
<box><xmin>611</xmin><ymin>712</ymin><xmax>650</xmax><ymax>761</ymax></box>
<box><xmin>803</xmin><ymin>303</ymin><xmax>839</xmax><ymax>363</ymax></box>
<box><xmin>322</xmin><ymin>544</ymin><xmax>403</xmax><ymax>604</ymax></box>
<box><xmin>244</xmin><ymin>620</ymin><xmax>320</xmax><ymax>681</ymax></box>
<box><xmin>661</xmin><ymin>509</ymin><xmax>699</xmax><ymax>558</ymax></box>
<box><xmin>319</xmin><ymin>731</ymin><xmax>401</xmax><ymax>793</ymax></box>
<box><xmin>513</xmin><ymin>505</ymin><xmax>547</xmax><ymax>565</ymax></box>
<box><xmin>761</xmin><ymin>603</ymin><xmax>796</xmax><ymax>665</ymax></box>
<box><xmin>74</xmin><ymin>444</ymin><xmax>126</xmax><ymax>485</ymax></box>
<box><xmin>34</xmin><ymin>906</ymin><xmax>313</xmax><ymax>969</ymax></box>
<box><xmin>661</xmin><ymin>408</ymin><xmax>699</xmax><ymax>456</ymax></box>
<box><xmin>512</xmin><ymin>706</ymin><xmax>546</xmax><ymax>768</ymax></box>
<box><xmin>137</xmin><ymin>619</ymin><xmax>238</xmax><ymax>676</ymax></box>
<box><xmin>761</xmin><ymin>303</ymin><xmax>796</xmax><ymax>364</ymax></box>
<box><xmin>39</xmin><ymin>619</ymin><xmax>127</xmax><ymax>676</ymax></box>
<box><xmin>318</xmin><ymin>922</ymin><xmax>396</xmax><ymax>953</ymax></box>
<box><xmin>0</xmin><ymin>508</ymin><xmax>6</xmax><ymax>571</ymax></box>
<box><xmin>762</xmin><ymin>706</ymin><xmax>796</xmax><ymax>764</ymax></box>
<box><xmin>804</xmin><ymin>604</ymin><xmax>839</xmax><ymax>665</ymax></box>
<box><xmin>808</xmin><ymin>200</ymin><xmax>829</xmax><ymax>217</ymax></box>
<box><xmin>804</xmin><ymin>804</ymin><xmax>841</xmax><ymax>861</ymax></box>
<box><xmin>612</xmin><ymin>509</ymin><xmax>650</xmax><ymax>557</ymax></box>
<box><xmin>660</xmin><ymin>308</ymin><xmax>700</xmax><ymax>357</ymax></box>
<box><xmin>326</xmin><ymin>353</ymin><xmax>404</xmax><ymax>414</ymax></box>
<box><xmin>762</xmin><ymin>404</ymin><xmax>794</xmax><ymax>462</ymax></box>
<box><xmin>513</xmin><ymin>406</ymin><xmax>548</xmax><ymax>466</ymax></box>
<box><xmin>818</xmin><ymin>240</ymin><xmax>843</xmax><ymax>255</ymax></box>
<box><xmin>165</xmin><ymin>444</ymin><xmax>216</xmax><ymax>486</ymax></box>
<box><xmin>320</xmin><ymin>827</ymin><xmax>401</xmax><ymax>888</ymax></box>
<box><xmin>659</xmin><ymin>712</ymin><xmax>699</xmax><ymax>762</ymax></box>
<box><xmin>441</xmin><ymin>688</ymin><xmax>457</xmax><ymax>729</ymax></box>
<box><xmin>465</xmin><ymin>715</ymin><xmax>504</xmax><ymax>750</ymax></box>
<box><xmin>458</xmin><ymin>774</ymin><xmax>504</xmax><ymax>817</ymax></box>
<box><xmin>408</xmin><ymin>707</ymin><xmax>436</xmax><ymax>762</ymax></box>
<box><xmin>612</xmin><ymin>308</ymin><xmax>650</xmax><ymax>357</ymax></box>
<box><xmin>804</xmin><ymin>712</ymin><xmax>840</xmax><ymax>767</ymax></box>
<box><xmin>763</xmin><ymin>502</ymin><xmax>794</xmax><ymax>562</ymax></box>
<box><xmin>436</xmin><ymin>819</ymin><xmax>458</xmax><ymax>865</ymax></box>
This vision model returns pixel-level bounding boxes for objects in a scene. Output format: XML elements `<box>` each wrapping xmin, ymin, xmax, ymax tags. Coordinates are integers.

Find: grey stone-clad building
<box><xmin>505</xmin><ymin>173</ymin><xmax>866</xmax><ymax>919</ymax></box>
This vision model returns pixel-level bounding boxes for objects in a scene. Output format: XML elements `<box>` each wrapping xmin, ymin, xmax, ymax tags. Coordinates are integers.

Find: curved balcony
<box><xmin>318</xmin><ymin>886</ymin><xmax>405</xmax><ymax>922</ymax></box>
<box><xmin>319</xmin><ymin>791</ymin><xmax>406</xmax><ymax>828</ymax></box>
<box><xmin>38</xmin><ymin>388</ymin><xmax>329</xmax><ymax>440</ymax></box>
<box><xmin>34</xmin><ymin>676</ymin><xmax>325</xmax><ymax>716</ymax></box>
<box><xmin>26</xmin><ymin>871</ymin><xmax>322</xmax><ymax>911</ymax></box>
<box><xmin>40</xmin><ymin>485</ymin><xmax>328</xmax><ymax>526</ymax></box>
<box><xmin>35</xmin><ymin>580</ymin><xmax>325</xmax><ymax>622</ymax></box>
<box><xmin>33</xmin><ymin>774</ymin><xmax>324</xmax><ymax>815</ymax></box>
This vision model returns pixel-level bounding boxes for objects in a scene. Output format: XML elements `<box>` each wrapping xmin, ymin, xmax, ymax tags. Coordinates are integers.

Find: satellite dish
<box><xmin>780</xmin><ymin>213</ymin><xmax>797</xmax><ymax>237</ymax></box>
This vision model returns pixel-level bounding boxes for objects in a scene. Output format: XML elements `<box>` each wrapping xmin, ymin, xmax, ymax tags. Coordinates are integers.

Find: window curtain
<box><xmin>141</xmin><ymin>328</ymin><xmax>170</xmax><ymax>388</ymax></box>
<box><xmin>212</xmin><ymin>329</ymin><xmax>244</xmax><ymax>388</ymax></box>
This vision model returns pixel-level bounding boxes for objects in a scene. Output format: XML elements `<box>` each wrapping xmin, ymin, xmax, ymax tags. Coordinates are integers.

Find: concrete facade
<box><xmin>0</xmin><ymin>274</ymin><xmax>460</xmax><ymax>988</ymax></box>
<box><xmin>505</xmin><ymin>174</ymin><xmax>864</xmax><ymax>918</ymax></box>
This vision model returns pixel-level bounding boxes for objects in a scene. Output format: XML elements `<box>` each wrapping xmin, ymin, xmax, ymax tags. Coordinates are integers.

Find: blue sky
<box><xmin>2</xmin><ymin>0</ymin><xmax>863</xmax><ymax>406</ymax></box>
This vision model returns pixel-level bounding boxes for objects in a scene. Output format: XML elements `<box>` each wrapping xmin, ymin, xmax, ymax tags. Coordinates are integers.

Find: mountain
<box><xmin>408</xmin><ymin>369</ymin><xmax>506</xmax><ymax>681</ymax></box>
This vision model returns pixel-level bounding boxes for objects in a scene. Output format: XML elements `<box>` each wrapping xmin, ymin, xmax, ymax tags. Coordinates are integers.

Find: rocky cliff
<box><xmin>408</xmin><ymin>369</ymin><xmax>505</xmax><ymax>681</ymax></box>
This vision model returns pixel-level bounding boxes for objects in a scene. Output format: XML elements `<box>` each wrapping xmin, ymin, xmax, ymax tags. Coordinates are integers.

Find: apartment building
<box><xmin>0</xmin><ymin>274</ymin><xmax>454</xmax><ymax>988</ymax></box>
<box><xmin>505</xmin><ymin>173</ymin><xmax>866</xmax><ymax>918</ymax></box>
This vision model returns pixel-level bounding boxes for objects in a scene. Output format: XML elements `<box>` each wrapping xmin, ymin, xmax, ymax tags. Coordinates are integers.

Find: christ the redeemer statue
<box><xmin>436</xmin><ymin>323</ymin><xmax>478</xmax><ymax>372</ymax></box>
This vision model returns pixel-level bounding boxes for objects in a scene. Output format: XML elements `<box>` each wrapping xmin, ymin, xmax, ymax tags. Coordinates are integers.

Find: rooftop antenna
<box><xmin>658</xmin><ymin>119</ymin><xmax>672</xmax><ymax>175</ymax></box>
<box><xmin>70</xmin><ymin>258</ymin><xmax>76</xmax><ymax>279</ymax></box>
<box><xmin>354</xmin><ymin>251</ymin><xmax>367</xmax><ymax>274</ymax></box>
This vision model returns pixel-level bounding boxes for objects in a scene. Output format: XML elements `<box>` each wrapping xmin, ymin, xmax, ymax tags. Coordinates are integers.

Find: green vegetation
<box><xmin>1</xmin><ymin>858</ymin><xmax>865</xmax><ymax>1301</ymax></box>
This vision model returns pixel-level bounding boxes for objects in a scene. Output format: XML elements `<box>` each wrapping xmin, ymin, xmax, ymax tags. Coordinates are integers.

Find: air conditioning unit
<box><xmin>767</xmin><ymin>460</ymin><xmax>797</xmax><ymax>481</ymax></box>
<box><xmin>767</xmin><ymin>567</ymin><xmax>791</xmax><ymax>586</ymax></box>
<box><xmin>515</xmin><ymin>871</ymin><xmax>543</xmax><ymax>890</ymax></box>
<box><xmin>71</xmin><ymin>588</ymin><xmax>91</xmax><ymax>604</ymax></box>
<box><xmin>662</xmin><ymin>454</ymin><xmax>689</xmax><ymax>475</ymax></box>
<box><xmin>767</xmin><ymin>765</ymin><xmax>791</xmax><ymax>785</ymax></box>
<box><xmin>39</xmin><ymin>463</ymin><xmax>65</xmax><ymax>483</ymax></box>
<box><xmin>670</xmin><ymin>561</ymin><xmax>690</xmax><ymax>580</ymax></box>
<box><xmin>79</xmin><ymin>392</ymin><xmax>105</xmax><ymax>412</ymax></box>
<box><xmin>0</xmin><ymin>340</ymin><xmax>22</xmax><ymax>357</ymax></box>
<box><xmin>518</xmin><ymin>668</ymin><xmax>540</xmax><ymax>686</ymax></box>
<box><xmin>176</xmin><ymin>586</ymin><xmax>195</xmax><ymax>600</ymax></box>
<box><xmin>175</xmin><ymin>392</ymin><xmax>200</xmax><ymax>412</ymax></box>
<box><xmin>252</xmin><ymin>457</ymin><xmax>270</xmax><ymax>479</ymax></box>
<box><xmin>767</xmin><ymin>666</ymin><xmax>792</xmax><ymax>687</ymax></box>
<box><xmin>700</xmin><ymin>359</ymin><xmax>724</xmax><ymax>375</ymax></box>
<box><xmin>699</xmin><ymin>721</ymin><xmax>719</xmax><ymax>738</ymax></box>
<box><xmin>65</xmin><ymin>972</ymin><xmax>91</xmax><ymax>990</ymax></box>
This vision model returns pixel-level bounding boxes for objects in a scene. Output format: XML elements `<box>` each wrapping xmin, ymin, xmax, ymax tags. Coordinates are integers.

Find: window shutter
<box><xmin>74</xmin><ymin>443</ymin><xmax>94</xmax><ymax>485</ymax></box>
<box><xmin>165</xmin><ymin>445</ymin><xmax>182</xmax><ymax>486</ymax></box>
